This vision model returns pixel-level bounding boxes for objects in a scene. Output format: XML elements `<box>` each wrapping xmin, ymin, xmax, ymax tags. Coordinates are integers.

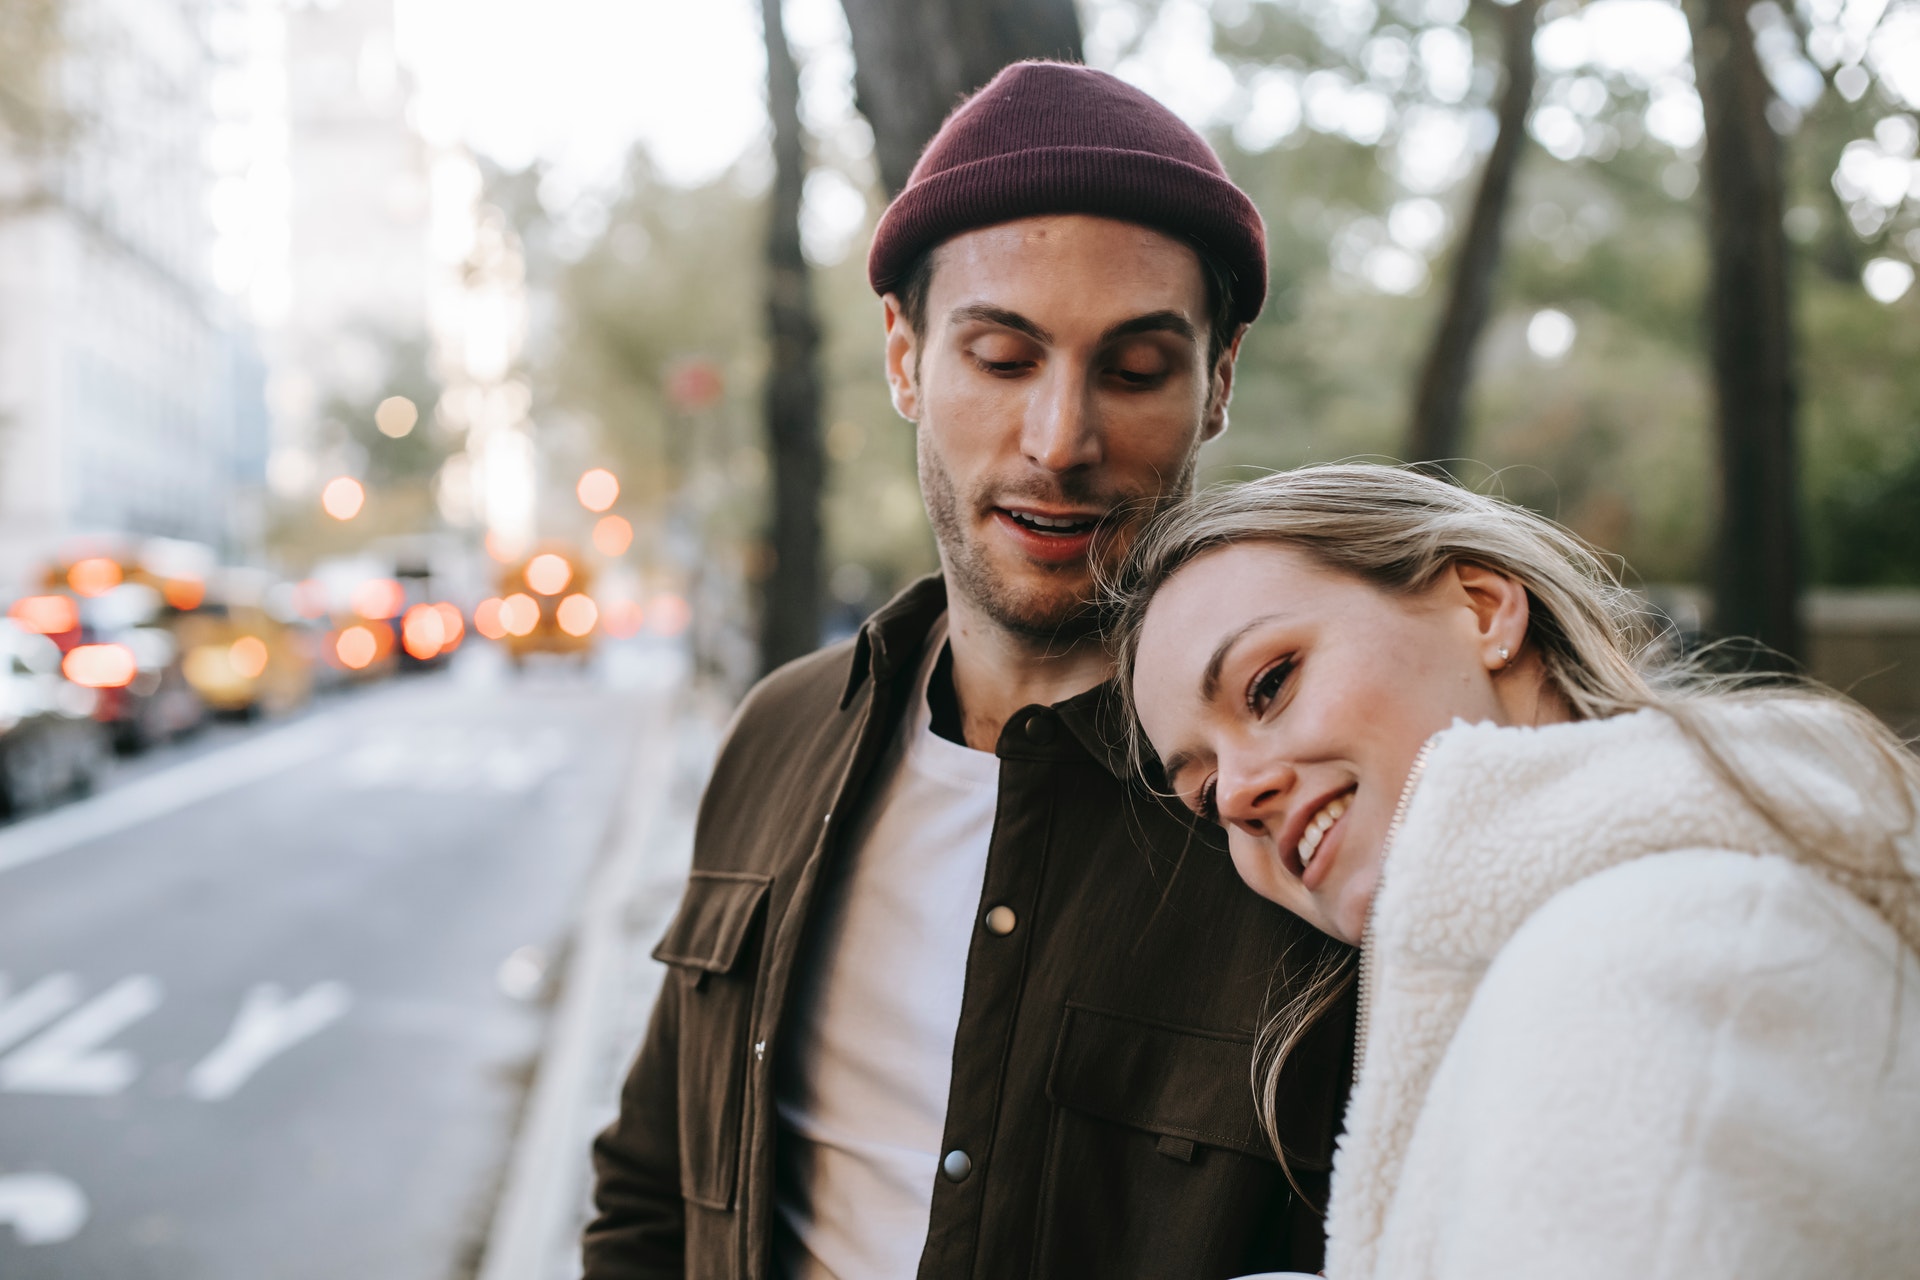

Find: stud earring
<box><xmin>1496</xmin><ymin>645</ymin><xmax>1511</xmax><ymax>668</ymax></box>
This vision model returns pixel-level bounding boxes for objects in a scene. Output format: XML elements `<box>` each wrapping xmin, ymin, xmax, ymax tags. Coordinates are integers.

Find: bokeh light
<box><xmin>351</xmin><ymin>578</ymin><xmax>406</xmax><ymax>620</ymax></box>
<box><xmin>402</xmin><ymin>604</ymin><xmax>449</xmax><ymax>660</ymax></box>
<box><xmin>335</xmin><ymin>625</ymin><xmax>379</xmax><ymax>670</ymax></box>
<box><xmin>648</xmin><ymin>592</ymin><xmax>691</xmax><ymax>637</ymax></box>
<box><xmin>322</xmin><ymin>476</ymin><xmax>366</xmax><ymax>520</ymax></box>
<box><xmin>556</xmin><ymin>593</ymin><xmax>598</xmax><ymax>637</ymax></box>
<box><xmin>576</xmin><ymin>468</ymin><xmax>619</xmax><ymax>512</ymax></box>
<box><xmin>601</xmin><ymin>599</ymin><xmax>644</xmax><ymax>639</ymax></box>
<box><xmin>229</xmin><ymin>636</ymin><xmax>269</xmax><ymax>680</ymax></box>
<box><xmin>68</xmin><ymin>557</ymin><xmax>124</xmax><ymax>598</ymax></box>
<box><xmin>10</xmin><ymin>595</ymin><xmax>80</xmax><ymax>635</ymax></box>
<box><xmin>62</xmin><ymin>643</ymin><xmax>138</xmax><ymax>689</ymax></box>
<box><xmin>163</xmin><ymin>577</ymin><xmax>207</xmax><ymax>610</ymax></box>
<box><xmin>375</xmin><ymin>395</ymin><xmax>419</xmax><ymax>438</ymax></box>
<box><xmin>499</xmin><ymin>593</ymin><xmax>541</xmax><ymax>637</ymax></box>
<box><xmin>1526</xmin><ymin>308</ymin><xmax>1577</xmax><ymax>361</ymax></box>
<box><xmin>474</xmin><ymin>597</ymin><xmax>506</xmax><ymax>639</ymax></box>
<box><xmin>292</xmin><ymin>579</ymin><xmax>330</xmax><ymax>619</ymax></box>
<box><xmin>592</xmin><ymin>514</ymin><xmax>633</xmax><ymax>557</ymax></box>
<box><xmin>524</xmin><ymin>553</ymin><xmax>572</xmax><ymax>596</ymax></box>
<box><xmin>434</xmin><ymin>602</ymin><xmax>466</xmax><ymax>648</ymax></box>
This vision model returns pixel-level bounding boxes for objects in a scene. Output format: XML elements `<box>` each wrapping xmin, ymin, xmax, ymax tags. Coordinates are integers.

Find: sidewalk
<box><xmin>475</xmin><ymin>682</ymin><xmax>729</xmax><ymax>1280</ymax></box>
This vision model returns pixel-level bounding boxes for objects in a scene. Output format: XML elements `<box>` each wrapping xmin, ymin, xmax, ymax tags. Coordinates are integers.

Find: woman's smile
<box><xmin>1133</xmin><ymin>541</ymin><xmax>1543</xmax><ymax>944</ymax></box>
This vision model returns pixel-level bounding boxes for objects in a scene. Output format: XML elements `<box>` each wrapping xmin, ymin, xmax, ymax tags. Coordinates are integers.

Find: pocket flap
<box><xmin>651</xmin><ymin>871</ymin><xmax>773</xmax><ymax>974</ymax></box>
<box><xmin>1048</xmin><ymin>1004</ymin><xmax>1300</xmax><ymax>1166</ymax></box>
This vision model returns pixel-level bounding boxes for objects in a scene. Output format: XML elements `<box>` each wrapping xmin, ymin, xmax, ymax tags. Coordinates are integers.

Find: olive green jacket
<box><xmin>584</xmin><ymin>576</ymin><xmax>1353</xmax><ymax>1279</ymax></box>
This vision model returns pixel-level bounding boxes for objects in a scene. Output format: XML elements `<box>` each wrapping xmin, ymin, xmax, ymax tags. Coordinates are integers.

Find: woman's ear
<box><xmin>1449</xmin><ymin>561</ymin><xmax>1530</xmax><ymax>672</ymax></box>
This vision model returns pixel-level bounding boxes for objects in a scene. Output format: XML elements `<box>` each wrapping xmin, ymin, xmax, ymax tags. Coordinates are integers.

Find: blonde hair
<box><xmin>1103</xmin><ymin>463</ymin><xmax>1920</xmax><ymax>1186</ymax></box>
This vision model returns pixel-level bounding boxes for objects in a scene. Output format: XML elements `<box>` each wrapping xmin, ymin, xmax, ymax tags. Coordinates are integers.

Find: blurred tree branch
<box><xmin>759</xmin><ymin>0</ymin><xmax>827</xmax><ymax>671</ymax></box>
<box><xmin>1685</xmin><ymin>0</ymin><xmax>1803</xmax><ymax>661</ymax></box>
<box><xmin>1406</xmin><ymin>0</ymin><xmax>1541</xmax><ymax>467</ymax></box>
<box><xmin>838</xmin><ymin>0</ymin><xmax>1083</xmax><ymax>197</ymax></box>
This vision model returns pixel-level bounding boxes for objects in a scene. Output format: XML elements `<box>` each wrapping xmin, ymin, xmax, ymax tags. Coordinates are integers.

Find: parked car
<box><xmin>0</xmin><ymin>620</ymin><xmax>110</xmax><ymax>815</ymax></box>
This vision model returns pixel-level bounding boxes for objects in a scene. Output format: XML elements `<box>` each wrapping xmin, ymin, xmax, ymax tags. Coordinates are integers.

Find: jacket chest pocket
<box><xmin>1036</xmin><ymin>1004</ymin><xmax>1335</xmax><ymax>1276</ymax></box>
<box><xmin>651</xmin><ymin>870</ymin><xmax>773</xmax><ymax>1211</ymax></box>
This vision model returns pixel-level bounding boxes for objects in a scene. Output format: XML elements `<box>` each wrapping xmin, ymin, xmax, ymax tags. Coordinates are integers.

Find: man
<box><xmin>585</xmin><ymin>62</ymin><xmax>1353</xmax><ymax>1280</ymax></box>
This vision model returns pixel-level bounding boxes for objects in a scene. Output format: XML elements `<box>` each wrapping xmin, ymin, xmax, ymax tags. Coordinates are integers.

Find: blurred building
<box><xmin>266</xmin><ymin>0</ymin><xmax>433</xmax><ymax>492</ymax></box>
<box><xmin>0</xmin><ymin>0</ymin><xmax>270</xmax><ymax>593</ymax></box>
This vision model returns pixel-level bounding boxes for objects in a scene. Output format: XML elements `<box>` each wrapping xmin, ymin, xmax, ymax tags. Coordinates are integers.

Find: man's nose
<box><xmin>1216</xmin><ymin>754</ymin><xmax>1296</xmax><ymax>838</ymax></box>
<box><xmin>1020</xmin><ymin>364</ymin><xmax>1102</xmax><ymax>473</ymax></box>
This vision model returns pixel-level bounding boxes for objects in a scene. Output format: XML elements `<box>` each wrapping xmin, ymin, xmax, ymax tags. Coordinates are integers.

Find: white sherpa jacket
<box><xmin>1323</xmin><ymin>702</ymin><xmax>1920</xmax><ymax>1280</ymax></box>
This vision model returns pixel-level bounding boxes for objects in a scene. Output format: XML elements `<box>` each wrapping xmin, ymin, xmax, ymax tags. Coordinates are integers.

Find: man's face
<box><xmin>883</xmin><ymin>215</ymin><xmax>1238</xmax><ymax>642</ymax></box>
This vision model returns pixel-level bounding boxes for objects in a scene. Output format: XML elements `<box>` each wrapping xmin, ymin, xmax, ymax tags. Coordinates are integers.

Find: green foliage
<box><xmin>526</xmin><ymin>0</ymin><xmax>1918</xmax><ymax>605</ymax></box>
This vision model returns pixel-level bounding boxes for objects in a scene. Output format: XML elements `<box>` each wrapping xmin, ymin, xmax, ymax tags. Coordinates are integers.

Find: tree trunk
<box><xmin>758</xmin><ymin>0</ymin><xmax>826</xmax><ymax>672</ymax></box>
<box><xmin>1405</xmin><ymin>0</ymin><xmax>1540</xmax><ymax>466</ymax></box>
<box><xmin>1685</xmin><ymin>0</ymin><xmax>1803</xmax><ymax>662</ymax></box>
<box><xmin>838</xmin><ymin>0</ymin><xmax>1083</xmax><ymax>196</ymax></box>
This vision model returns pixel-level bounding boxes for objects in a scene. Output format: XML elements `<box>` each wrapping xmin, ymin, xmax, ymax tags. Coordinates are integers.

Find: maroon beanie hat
<box><xmin>868</xmin><ymin>61</ymin><xmax>1267</xmax><ymax>325</ymax></box>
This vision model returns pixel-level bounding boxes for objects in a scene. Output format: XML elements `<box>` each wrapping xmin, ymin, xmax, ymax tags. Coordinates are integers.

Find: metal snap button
<box><xmin>941</xmin><ymin>1149</ymin><xmax>973</xmax><ymax>1182</ymax></box>
<box><xmin>1023</xmin><ymin>714</ymin><xmax>1055</xmax><ymax>744</ymax></box>
<box><xmin>984</xmin><ymin>905</ymin><xmax>1017</xmax><ymax>936</ymax></box>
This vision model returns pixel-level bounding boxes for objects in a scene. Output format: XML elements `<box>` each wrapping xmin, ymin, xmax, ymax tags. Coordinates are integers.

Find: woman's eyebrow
<box><xmin>1200</xmin><ymin>614</ymin><xmax>1283</xmax><ymax>701</ymax></box>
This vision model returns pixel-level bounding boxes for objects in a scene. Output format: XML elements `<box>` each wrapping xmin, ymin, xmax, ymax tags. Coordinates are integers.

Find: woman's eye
<box><xmin>1247</xmin><ymin>658</ymin><xmax>1295</xmax><ymax>715</ymax></box>
<box><xmin>1197</xmin><ymin>777</ymin><xmax>1219</xmax><ymax>823</ymax></box>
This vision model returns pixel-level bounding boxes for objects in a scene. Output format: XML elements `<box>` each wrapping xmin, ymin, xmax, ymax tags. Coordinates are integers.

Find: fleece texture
<box><xmin>1323</xmin><ymin>703</ymin><xmax>1920</xmax><ymax>1280</ymax></box>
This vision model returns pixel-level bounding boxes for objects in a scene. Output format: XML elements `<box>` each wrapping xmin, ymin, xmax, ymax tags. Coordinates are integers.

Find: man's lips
<box><xmin>989</xmin><ymin>507</ymin><xmax>1107</xmax><ymax>564</ymax></box>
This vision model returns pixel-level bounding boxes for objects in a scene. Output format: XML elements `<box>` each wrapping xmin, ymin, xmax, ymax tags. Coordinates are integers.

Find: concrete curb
<box><xmin>475</xmin><ymin>687</ymin><xmax>718</xmax><ymax>1280</ymax></box>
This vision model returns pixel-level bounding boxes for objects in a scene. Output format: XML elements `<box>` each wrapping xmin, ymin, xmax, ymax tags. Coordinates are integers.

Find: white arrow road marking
<box><xmin>0</xmin><ymin>975</ymin><xmax>162</xmax><ymax>1095</ymax></box>
<box><xmin>0</xmin><ymin>1173</ymin><xmax>88</xmax><ymax>1245</ymax></box>
<box><xmin>0</xmin><ymin>973</ymin><xmax>83</xmax><ymax>1054</ymax></box>
<box><xmin>186</xmin><ymin>981</ymin><xmax>351</xmax><ymax>1101</ymax></box>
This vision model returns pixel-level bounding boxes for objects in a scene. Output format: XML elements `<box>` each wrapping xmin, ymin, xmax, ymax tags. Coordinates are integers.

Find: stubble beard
<box><xmin>917</xmin><ymin>423</ymin><xmax>1198</xmax><ymax>647</ymax></box>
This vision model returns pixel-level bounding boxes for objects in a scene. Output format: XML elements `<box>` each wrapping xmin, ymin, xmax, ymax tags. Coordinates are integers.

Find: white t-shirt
<box><xmin>773</xmin><ymin>618</ymin><xmax>1000</xmax><ymax>1279</ymax></box>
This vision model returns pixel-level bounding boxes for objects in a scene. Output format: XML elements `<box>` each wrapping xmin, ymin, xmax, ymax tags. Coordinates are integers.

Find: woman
<box><xmin>1107</xmin><ymin>464</ymin><xmax>1920</xmax><ymax>1280</ymax></box>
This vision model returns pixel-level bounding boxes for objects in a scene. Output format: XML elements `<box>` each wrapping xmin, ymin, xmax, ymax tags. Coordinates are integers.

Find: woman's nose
<box><xmin>1215</xmin><ymin>756</ymin><xmax>1296</xmax><ymax>837</ymax></box>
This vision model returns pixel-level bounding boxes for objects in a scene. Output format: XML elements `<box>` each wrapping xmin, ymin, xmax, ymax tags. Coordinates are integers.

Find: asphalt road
<box><xmin>0</xmin><ymin>651</ymin><xmax>670</xmax><ymax>1278</ymax></box>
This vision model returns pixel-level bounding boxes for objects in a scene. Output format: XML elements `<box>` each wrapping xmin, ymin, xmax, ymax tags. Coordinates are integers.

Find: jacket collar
<box><xmin>839</xmin><ymin>573</ymin><xmax>951</xmax><ymax>711</ymax></box>
<box><xmin>836</xmin><ymin>573</ymin><xmax>1142</xmax><ymax>784</ymax></box>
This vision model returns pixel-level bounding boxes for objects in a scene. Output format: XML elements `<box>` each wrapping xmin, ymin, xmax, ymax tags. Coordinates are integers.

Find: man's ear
<box><xmin>1201</xmin><ymin>323</ymin><xmax>1247</xmax><ymax>442</ymax></box>
<box><xmin>882</xmin><ymin>294</ymin><xmax>920</xmax><ymax>422</ymax></box>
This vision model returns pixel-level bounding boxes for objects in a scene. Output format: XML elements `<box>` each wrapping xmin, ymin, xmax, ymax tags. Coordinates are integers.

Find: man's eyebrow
<box><xmin>946</xmin><ymin>304</ymin><xmax>1053</xmax><ymax>345</ymax></box>
<box><xmin>1200</xmin><ymin>614</ymin><xmax>1282</xmax><ymax>702</ymax></box>
<box><xmin>1098</xmin><ymin>310</ymin><xmax>1198</xmax><ymax>346</ymax></box>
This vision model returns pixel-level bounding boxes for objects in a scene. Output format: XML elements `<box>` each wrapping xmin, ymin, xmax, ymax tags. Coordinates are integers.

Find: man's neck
<box><xmin>942</xmin><ymin>589</ymin><xmax>1111</xmax><ymax>753</ymax></box>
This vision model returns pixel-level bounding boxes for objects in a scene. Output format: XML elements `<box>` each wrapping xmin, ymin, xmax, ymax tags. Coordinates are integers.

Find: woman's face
<box><xmin>1132</xmin><ymin>542</ymin><xmax>1553</xmax><ymax>944</ymax></box>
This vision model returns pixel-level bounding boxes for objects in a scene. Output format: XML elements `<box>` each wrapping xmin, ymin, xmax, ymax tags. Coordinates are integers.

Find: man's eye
<box><xmin>1248</xmin><ymin>658</ymin><xmax>1295</xmax><ymax>714</ymax></box>
<box><xmin>1108</xmin><ymin>363</ymin><xmax>1166</xmax><ymax>387</ymax></box>
<box><xmin>973</xmin><ymin>354</ymin><xmax>1032</xmax><ymax>376</ymax></box>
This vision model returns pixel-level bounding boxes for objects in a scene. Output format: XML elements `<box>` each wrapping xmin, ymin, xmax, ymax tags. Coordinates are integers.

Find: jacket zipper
<box><xmin>1353</xmin><ymin>737</ymin><xmax>1436</xmax><ymax>1085</ymax></box>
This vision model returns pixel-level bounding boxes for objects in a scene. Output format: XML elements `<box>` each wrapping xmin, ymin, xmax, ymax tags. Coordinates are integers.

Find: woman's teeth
<box><xmin>1297</xmin><ymin>794</ymin><xmax>1351</xmax><ymax>870</ymax></box>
